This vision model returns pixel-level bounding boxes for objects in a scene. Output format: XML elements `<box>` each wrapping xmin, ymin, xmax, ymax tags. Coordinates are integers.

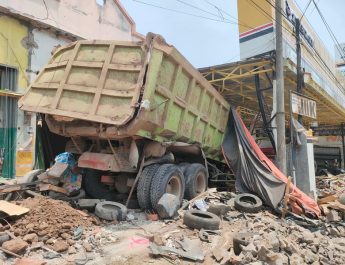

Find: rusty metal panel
<box><xmin>20</xmin><ymin>40</ymin><xmax>147</xmax><ymax>126</ymax></box>
<box><xmin>78</xmin><ymin>152</ymin><xmax>136</xmax><ymax>172</ymax></box>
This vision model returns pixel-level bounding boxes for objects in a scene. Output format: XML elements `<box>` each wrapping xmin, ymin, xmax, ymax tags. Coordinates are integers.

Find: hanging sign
<box><xmin>291</xmin><ymin>92</ymin><xmax>317</xmax><ymax>119</ymax></box>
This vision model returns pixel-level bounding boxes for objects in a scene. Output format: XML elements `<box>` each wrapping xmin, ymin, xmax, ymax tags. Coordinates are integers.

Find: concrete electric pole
<box><xmin>295</xmin><ymin>18</ymin><xmax>303</xmax><ymax>124</ymax></box>
<box><xmin>275</xmin><ymin>0</ymin><xmax>287</xmax><ymax>174</ymax></box>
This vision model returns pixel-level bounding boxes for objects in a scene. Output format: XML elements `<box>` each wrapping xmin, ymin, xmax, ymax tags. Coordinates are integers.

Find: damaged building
<box><xmin>0</xmin><ymin>0</ymin><xmax>142</xmax><ymax>179</ymax></box>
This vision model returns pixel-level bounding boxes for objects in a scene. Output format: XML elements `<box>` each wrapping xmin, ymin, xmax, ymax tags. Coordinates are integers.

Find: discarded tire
<box><xmin>49</xmin><ymin>189</ymin><xmax>86</xmax><ymax>202</ymax></box>
<box><xmin>137</xmin><ymin>164</ymin><xmax>160</xmax><ymax>210</ymax></box>
<box><xmin>150</xmin><ymin>164</ymin><xmax>185</xmax><ymax>209</ymax></box>
<box><xmin>183</xmin><ymin>209</ymin><xmax>220</xmax><ymax>230</ymax></box>
<box><xmin>83</xmin><ymin>169</ymin><xmax>118</xmax><ymax>201</ymax></box>
<box><xmin>94</xmin><ymin>201</ymin><xmax>127</xmax><ymax>221</ymax></box>
<box><xmin>184</xmin><ymin>163</ymin><xmax>208</xmax><ymax>200</ymax></box>
<box><xmin>234</xmin><ymin>193</ymin><xmax>262</xmax><ymax>213</ymax></box>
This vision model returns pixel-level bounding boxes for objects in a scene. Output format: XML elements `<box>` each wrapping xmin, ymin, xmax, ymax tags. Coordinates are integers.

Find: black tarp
<box><xmin>222</xmin><ymin>109</ymin><xmax>286</xmax><ymax>209</ymax></box>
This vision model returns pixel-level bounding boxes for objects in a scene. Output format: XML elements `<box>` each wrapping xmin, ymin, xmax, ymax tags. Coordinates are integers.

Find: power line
<box><xmin>175</xmin><ymin>0</ymin><xmax>233</xmax><ymax>22</ymax></box>
<box><xmin>251</xmin><ymin>0</ymin><xmax>345</xmax><ymax>92</ymax></box>
<box><xmin>311</xmin><ymin>0</ymin><xmax>345</xmax><ymax>63</ymax></box>
<box><xmin>202</xmin><ymin>0</ymin><xmax>256</xmax><ymax>31</ymax></box>
<box><xmin>247</xmin><ymin>0</ymin><xmax>295</xmax><ymax>36</ymax></box>
<box><xmin>300</xmin><ymin>0</ymin><xmax>313</xmax><ymax>22</ymax></box>
<box><xmin>132</xmin><ymin>0</ymin><xmax>237</xmax><ymax>24</ymax></box>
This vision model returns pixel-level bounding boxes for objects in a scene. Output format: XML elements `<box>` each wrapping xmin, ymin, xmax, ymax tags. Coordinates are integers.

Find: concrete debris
<box><xmin>0</xmin><ymin>185</ymin><xmax>343</xmax><ymax>264</ymax></box>
<box><xmin>149</xmin><ymin>242</ymin><xmax>204</xmax><ymax>261</ymax></box>
<box><xmin>156</xmin><ymin>193</ymin><xmax>180</xmax><ymax>219</ymax></box>
<box><xmin>51</xmin><ymin>240</ymin><xmax>69</xmax><ymax>252</ymax></box>
<box><xmin>2</xmin><ymin>238</ymin><xmax>28</xmax><ymax>254</ymax></box>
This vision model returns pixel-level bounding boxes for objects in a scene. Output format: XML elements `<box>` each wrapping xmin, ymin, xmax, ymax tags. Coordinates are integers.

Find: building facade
<box><xmin>0</xmin><ymin>0</ymin><xmax>142</xmax><ymax>178</ymax></box>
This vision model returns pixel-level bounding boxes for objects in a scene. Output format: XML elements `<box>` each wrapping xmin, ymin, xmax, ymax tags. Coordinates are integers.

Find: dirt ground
<box><xmin>1</xmin><ymin>191</ymin><xmax>344</xmax><ymax>265</ymax></box>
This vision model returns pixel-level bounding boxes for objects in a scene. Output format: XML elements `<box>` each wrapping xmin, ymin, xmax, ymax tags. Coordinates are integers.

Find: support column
<box><xmin>275</xmin><ymin>0</ymin><xmax>287</xmax><ymax>174</ymax></box>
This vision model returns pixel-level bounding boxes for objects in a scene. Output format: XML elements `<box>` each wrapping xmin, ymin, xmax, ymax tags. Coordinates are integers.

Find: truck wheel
<box><xmin>137</xmin><ymin>164</ymin><xmax>160</xmax><ymax>210</ymax></box>
<box><xmin>84</xmin><ymin>169</ymin><xmax>118</xmax><ymax>201</ymax></box>
<box><xmin>150</xmin><ymin>164</ymin><xmax>185</xmax><ymax>209</ymax></box>
<box><xmin>184</xmin><ymin>163</ymin><xmax>208</xmax><ymax>200</ymax></box>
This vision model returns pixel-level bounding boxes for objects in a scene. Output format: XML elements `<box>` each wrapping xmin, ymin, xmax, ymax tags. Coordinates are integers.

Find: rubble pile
<box><xmin>316</xmin><ymin>174</ymin><xmax>345</xmax><ymax>195</ymax></box>
<box><xmin>148</xmin><ymin>192</ymin><xmax>345</xmax><ymax>265</ymax></box>
<box><xmin>9</xmin><ymin>197</ymin><xmax>98</xmax><ymax>250</ymax></box>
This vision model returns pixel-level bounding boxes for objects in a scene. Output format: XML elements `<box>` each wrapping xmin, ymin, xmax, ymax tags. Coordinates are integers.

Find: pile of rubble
<box><xmin>13</xmin><ymin>197</ymin><xmax>98</xmax><ymax>237</ymax></box>
<box><xmin>144</xmin><ymin>190</ymin><xmax>345</xmax><ymax>265</ymax></box>
<box><xmin>0</xmin><ymin>197</ymin><xmax>103</xmax><ymax>258</ymax></box>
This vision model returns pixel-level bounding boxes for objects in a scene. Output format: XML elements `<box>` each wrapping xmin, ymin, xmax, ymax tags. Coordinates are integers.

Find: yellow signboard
<box><xmin>16</xmin><ymin>150</ymin><xmax>33</xmax><ymax>177</ymax></box>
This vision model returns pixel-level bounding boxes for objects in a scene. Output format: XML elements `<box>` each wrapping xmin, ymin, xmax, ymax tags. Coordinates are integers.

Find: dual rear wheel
<box><xmin>137</xmin><ymin>163</ymin><xmax>208</xmax><ymax>211</ymax></box>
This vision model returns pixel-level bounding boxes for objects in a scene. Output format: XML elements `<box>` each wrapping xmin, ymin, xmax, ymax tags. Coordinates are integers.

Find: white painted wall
<box><xmin>0</xmin><ymin>0</ymin><xmax>142</xmax><ymax>41</ymax></box>
<box><xmin>31</xmin><ymin>29</ymin><xmax>69</xmax><ymax>74</ymax></box>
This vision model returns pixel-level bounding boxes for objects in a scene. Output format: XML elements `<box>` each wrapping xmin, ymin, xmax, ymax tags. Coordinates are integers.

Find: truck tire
<box><xmin>234</xmin><ymin>193</ymin><xmax>262</xmax><ymax>213</ymax></box>
<box><xmin>150</xmin><ymin>164</ymin><xmax>185</xmax><ymax>209</ymax></box>
<box><xmin>137</xmin><ymin>164</ymin><xmax>160</xmax><ymax>210</ymax></box>
<box><xmin>183</xmin><ymin>209</ymin><xmax>220</xmax><ymax>230</ymax></box>
<box><xmin>184</xmin><ymin>163</ymin><xmax>208</xmax><ymax>200</ymax></box>
<box><xmin>83</xmin><ymin>169</ymin><xmax>118</xmax><ymax>201</ymax></box>
<box><xmin>95</xmin><ymin>201</ymin><xmax>127</xmax><ymax>221</ymax></box>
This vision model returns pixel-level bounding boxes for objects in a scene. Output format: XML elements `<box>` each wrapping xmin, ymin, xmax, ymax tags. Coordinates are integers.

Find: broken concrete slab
<box><xmin>156</xmin><ymin>193</ymin><xmax>180</xmax><ymax>219</ymax></box>
<box><xmin>2</xmin><ymin>238</ymin><xmax>28</xmax><ymax>254</ymax></box>
<box><xmin>149</xmin><ymin>242</ymin><xmax>204</xmax><ymax>262</ymax></box>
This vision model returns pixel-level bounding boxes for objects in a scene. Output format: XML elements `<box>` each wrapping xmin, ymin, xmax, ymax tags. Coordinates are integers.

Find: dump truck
<box><xmin>19</xmin><ymin>33</ymin><xmax>230</xmax><ymax>210</ymax></box>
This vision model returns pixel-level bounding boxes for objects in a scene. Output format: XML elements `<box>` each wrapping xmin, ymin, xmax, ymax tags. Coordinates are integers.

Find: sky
<box><xmin>121</xmin><ymin>0</ymin><xmax>345</xmax><ymax>68</ymax></box>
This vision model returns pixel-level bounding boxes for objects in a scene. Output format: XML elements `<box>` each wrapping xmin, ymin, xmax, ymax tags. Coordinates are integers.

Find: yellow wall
<box><xmin>237</xmin><ymin>0</ymin><xmax>273</xmax><ymax>34</ymax></box>
<box><xmin>0</xmin><ymin>15</ymin><xmax>28</xmax><ymax>91</ymax></box>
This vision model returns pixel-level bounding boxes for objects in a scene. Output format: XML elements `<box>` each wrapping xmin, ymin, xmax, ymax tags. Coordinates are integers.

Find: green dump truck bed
<box><xmin>20</xmin><ymin>34</ymin><xmax>230</xmax><ymax>159</ymax></box>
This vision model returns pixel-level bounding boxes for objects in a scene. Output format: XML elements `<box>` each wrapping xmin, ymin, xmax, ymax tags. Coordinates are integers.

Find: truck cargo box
<box><xmin>20</xmin><ymin>34</ymin><xmax>230</xmax><ymax>159</ymax></box>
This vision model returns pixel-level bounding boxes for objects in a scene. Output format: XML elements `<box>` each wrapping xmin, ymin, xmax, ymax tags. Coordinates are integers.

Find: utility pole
<box><xmin>275</xmin><ymin>0</ymin><xmax>287</xmax><ymax>174</ymax></box>
<box><xmin>295</xmin><ymin>18</ymin><xmax>303</xmax><ymax>124</ymax></box>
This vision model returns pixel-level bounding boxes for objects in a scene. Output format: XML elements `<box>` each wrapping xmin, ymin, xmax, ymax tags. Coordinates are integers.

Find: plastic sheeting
<box><xmin>222</xmin><ymin>109</ymin><xmax>321</xmax><ymax>217</ymax></box>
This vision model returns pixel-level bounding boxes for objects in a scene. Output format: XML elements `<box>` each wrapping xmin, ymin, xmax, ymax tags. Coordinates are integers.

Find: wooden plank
<box><xmin>0</xmin><ymin>201</ymin><xmax>29</xmax><ymax>216</ymax></box>
<box><xmin>317</xmin><ymin>194</ymin><xmax>337</xmax><ymax>205</ymax></box>
<box><xmin>38</xmin><ymin>184</ymin><xmax>68</xmax><ymax>195</ymax></box>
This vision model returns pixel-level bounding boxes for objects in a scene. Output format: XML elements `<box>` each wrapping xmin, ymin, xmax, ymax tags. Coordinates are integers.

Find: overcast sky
<box><xmin>121</xmin><ymin>0</ymin><xmax>345</xmax><ymax>68</ymax></box>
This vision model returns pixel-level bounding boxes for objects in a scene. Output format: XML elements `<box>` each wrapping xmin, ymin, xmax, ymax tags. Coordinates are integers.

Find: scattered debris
<box><xmin>149</xmin><ymin>242</ymin><xmax>204</xmax><ymax>262</ymax></box>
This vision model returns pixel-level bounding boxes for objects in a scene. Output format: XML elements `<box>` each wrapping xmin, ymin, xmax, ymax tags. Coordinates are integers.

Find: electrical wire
<box><xmin>300</xmin><ymin>0</ymin><xmax>313</xmax><ymax>22</ymax></box>
<box><xmin>202</xmin><ymin>0</ymin><xmax>256</xmax><ymax>31</ymax></box>
<box><xmin>175</xmin><ymin>0</ymin><xmax>233</xmax><ymax>22</ymax></box>
<box><xmin>250</xmin><ymin>0</ymin><xmax>345</xmax><ymax>92</ymax></box>
<box><xmin>311</xmin><ymin>0</ymin><xmax>345</xmax><ymax>63</ymax></box>
<box><xmin>132</xmin><ymin>0</ymin><xmax>237</xmax><ymax>24</ymax></box>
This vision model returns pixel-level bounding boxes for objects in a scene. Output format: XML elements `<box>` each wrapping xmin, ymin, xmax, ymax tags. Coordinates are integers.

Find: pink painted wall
<box><xmin>0</xmin><ymin>0</ymin><xmax>143</xmax><ymax>41</ymax></box>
